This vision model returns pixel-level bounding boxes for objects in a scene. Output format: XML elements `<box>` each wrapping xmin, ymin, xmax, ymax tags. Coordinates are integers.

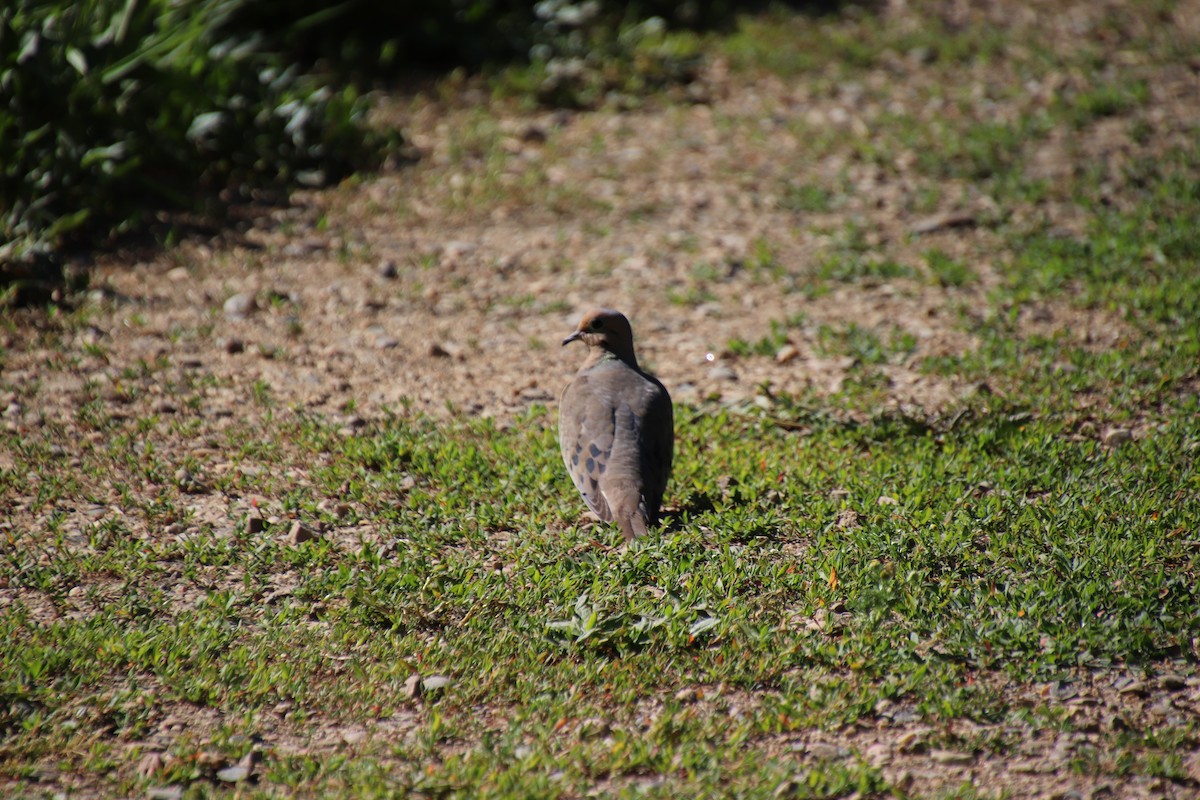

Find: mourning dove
<box><xmin>559</xmin><ymin>309</ymin><xmax>673</xmax><ymax>540</ymax></box>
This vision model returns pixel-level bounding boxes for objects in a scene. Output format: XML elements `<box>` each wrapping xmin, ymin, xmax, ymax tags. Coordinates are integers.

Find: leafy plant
<box><xmin>0</xmin><ymin>0</ymin><xmax>386</xmax><ymax>288</ymax></box>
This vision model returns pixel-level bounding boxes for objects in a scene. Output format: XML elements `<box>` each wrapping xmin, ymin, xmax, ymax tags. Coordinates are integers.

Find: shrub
<box><xmin>0</xmin><ymin>0</ymin><xmax>385</xmax><ymax>291</ymax></box>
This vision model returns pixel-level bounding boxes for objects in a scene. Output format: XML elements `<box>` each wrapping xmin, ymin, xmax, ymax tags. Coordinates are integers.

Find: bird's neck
<box><xmin>587</xmin><ymin>348</ymin><xmax>639</xmax><ymax>371</ymax></box>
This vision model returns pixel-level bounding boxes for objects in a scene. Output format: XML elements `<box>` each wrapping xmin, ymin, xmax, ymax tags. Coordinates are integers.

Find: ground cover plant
<box><xmin>2</xmin><ymin>0</ymin><xmax>1199</xmax><ymax>797</ymax></box>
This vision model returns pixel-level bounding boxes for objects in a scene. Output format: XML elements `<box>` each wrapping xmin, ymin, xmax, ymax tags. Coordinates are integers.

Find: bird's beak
<box><xmin>561</xmin><ymin>330</ymin><xmax>583</xmax><ymax>346</ymax></box>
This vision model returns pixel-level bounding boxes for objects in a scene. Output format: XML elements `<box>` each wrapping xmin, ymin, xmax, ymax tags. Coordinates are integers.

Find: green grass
<box><xmin>4</xmin><ymin>353</ymin><xmax>1198</xmax><ymax>796</ymax></box>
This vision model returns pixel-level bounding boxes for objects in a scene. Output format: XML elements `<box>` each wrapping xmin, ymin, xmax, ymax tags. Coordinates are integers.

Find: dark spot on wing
<box><xmin>589</xmin><ymin>443</ymin><xmax>601</xmax><ymax>458</ymax></box>
<box><xmin>585</xmin><ymin>457</ymin><xmax>595</xmax><ymax>474</ymax></box>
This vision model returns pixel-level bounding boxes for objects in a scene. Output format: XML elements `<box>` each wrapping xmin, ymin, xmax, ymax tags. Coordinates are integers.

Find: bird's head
<box><xmin>562</xmin><ymin>308</ymin><xmax>637</xmax><ymax>365</ymax></box>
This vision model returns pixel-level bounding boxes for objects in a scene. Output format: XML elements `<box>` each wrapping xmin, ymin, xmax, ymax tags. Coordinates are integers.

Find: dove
<box><xmin>559</xmin><ymin>309</ymin><xmax>673</xmax><ymax>540</ymax></box>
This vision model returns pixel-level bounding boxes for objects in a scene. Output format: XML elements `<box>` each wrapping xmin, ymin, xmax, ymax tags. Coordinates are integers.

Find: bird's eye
<box><xmin>589</xmin><ymin>321</ymin><xmax>603</xmax><ymax>331</ymax></box>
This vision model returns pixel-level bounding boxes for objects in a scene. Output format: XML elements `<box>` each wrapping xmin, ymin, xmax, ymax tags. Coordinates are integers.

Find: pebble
<box><xmin>863</xmin><ymin>742</ymin><xmax>891</xmax><ymax>766</ymax></box>
<box><xmin>245</xmin><ymin>512</ymin><xmax>266</xmax><ymax>534</ymax></box>
<box><xmin>806</xmin><ymin>742</ymin><xmax>849</xmax><ymax>759</ymax></box>
<box><xmin>929</xmin><ymin>749</ymin><xmax>974</xmax><ymax>765</ymax></box>
<box><xmin>175</xmin><ymin>468</ymin><xmax>206</xmax><ymax>494</ymax></box>
<box><xmin>378</xmin><ymin>259</ymin><xmax>399</xmax><ymax>279</ymax></box>
<box><xmin>215</xmin><ymin>765</ymin><xmax>251</xmax><ymax>783</ymax></box>
<box><xmin>1159</xmin><ymin>674</ymin><xmax>1187</xmax><ymax>691</ymax></box>
<box><xmin>223</xmin><ymin>293</ymin><xmax>256</xmax><ymax>320</ymax></box>
<box><xmin>775</xmin><ymin>344</ymin><xmax>800</xmax><ymax>364</ymax></box>
<box><xmin>709</xmin><ymin>364</ymin><xmax>738</xmax><ymax>381</ymax></box>
<box><xmin>1102</xmin><ymin>427</ymin><xmax>1132</xmax><ymax>447</ymax></box>
<box><xmin>423</xmin><ymin>675</ymin><xmax>452</xmax><ymax>692</ymax></box>
<box><xmin>340</xmin><ymin>728</ymin><xmax>367</xmax><ymax>745</ymax></box>
<box><xmin>910</xmin><ymin>212</ymin><xmax>976</xmax><ymax>235</ymax></box>
<box><xmin>404</xmin><ymin>673</ymin><xmax>423</xmax><ymax>699</ymax></box>
<box><xmin>146</xmin><ymin>788</ymin><xmax>183</xmax><ymax>800</ymax></box>
<box><xmin>286</xmin><ymin>521</ymin><xmax>319</xmax><ymax>545</ymax></box>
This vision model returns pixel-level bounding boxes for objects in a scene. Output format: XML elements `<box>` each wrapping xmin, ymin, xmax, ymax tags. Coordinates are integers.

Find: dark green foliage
<box><xmin>0</xmin><ymin>0</ymin><xmax>387</xmax><ymax>289</ymax></box>
<box><xmin>223</xmin><ymin>0</ymin><xmax>741</xmax><ymax>74</ymax></box>
<box><xmin>0</xmin><ymin>0</ymin><xmax>757</xmax><ymax>293</ymax></box>
<box><xmin>226</xmin><ymin>0</ymin><xmax>726</xmax><ymax>109</ymax></box>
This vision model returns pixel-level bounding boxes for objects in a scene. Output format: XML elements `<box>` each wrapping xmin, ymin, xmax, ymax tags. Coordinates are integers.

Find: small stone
<box><xmin>836</xmin><ymin>508</ymin><xmax>859</xmax><ymax>529</ymax></box>
<box><xmin>376</xmin><ymin>336</ymin><xmax>400</xmax><ymax>350</ymax></box>
<box><xmin>215</xmin><ymin>765</ymin><xmax>251</xmax><ymax>783</ymax></box>
<box><xmin>286</xmin><ymin>521</ymin><xmax>319</xmax><ymax>545</ymax></box>
<box><xmin>1160</xmin><ymin>674</ymin><xmax>1187</xmax><ymax>691</ymax></box>
<box><xmin>877</xmin><ymin>495</ymin><xmax>898</xmax><ymax>506</ymax></box>
<box><xmin>404</xmin><ymin>673</ymin><xmax>423</xmax><ymax>699</ymax></box>
<box><xmin>245</xmin><ymin>512</ymin><xmax>266</xmax><ymax>534</ymax></box>
<box><xmin>378</xmin><ymin>260</ymin><xmax>399</xmax><ymax>279</ymax></box>
<box><xmin>863</xmin><ymin>742</ymin><xmax>891</xmax><ymax>767</ymax></box>
<box><xmin>709</xmin><ymin>364</ymin><xmax>738</xmax><ymax>381</ymax></box>
<box><xmin>807</xmin><ymin>742</ymin><xmax>849</xmax><ymax>759</ymax></box>
<box><xmin>911</xmin><ymin>212</ymin><xmax>977</xmax><ymax>235</ymax></box>
<box><xmin>422</xmin><ymin>675</ymin><xmax>452</xmax><ymax>693</ymax></box>
<box><xmin>1102</xmin><ymin>427</ymin><xmax>1132</xmax><ymax>447</ymax></box>
<box><xmin>340</xmin><ymin>728</ymin><xmax>367</xmax><ymax>745</ymax></box>
<box><xmin>146</xmin><ymin>788</ymin><xmax>183</xmax><ymax>800</ymax></box>
<box><xmin>929</xmin><ymin>749</ymin><xmax>973</xmax><ymax>765</ymax></box>
<box><xmin>775</xmin><ymin>344</ymin><xmax>800</xmax><ymax>364</ymax></box>
<box><xmin>521</xmin><ymin>123</ymin><xmax>549</xmax><ymax>143</ymax></box>
<box><xmin>223</xmin><ymin>293</ymin><xmax>256</xmax><ymax>320</ymax></box>
<box><xmin>175</xmin><ymin>468</ymin><xmax>206</xmax><ymax>494</ymax></box>
<box><xmin>674</xmin><ymin>687</ymin><xmax>700</xmax><ymax>703</ymax></box>
<box><xmin>1118</xmin><ymin>680</ymin><xmax>1149</xmax><ymax>696</ymax></box>
<box><xmin>166</xmin><ymin>266</ymin><xmax>190</xmax><ymax>281</ymax></box>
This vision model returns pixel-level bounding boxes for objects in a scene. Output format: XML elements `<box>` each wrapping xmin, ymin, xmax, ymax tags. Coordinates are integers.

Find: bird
<box><xmin>559</xmin><ymin>308</ymin><xmax>673</xmax><ymax>540</ymax></box>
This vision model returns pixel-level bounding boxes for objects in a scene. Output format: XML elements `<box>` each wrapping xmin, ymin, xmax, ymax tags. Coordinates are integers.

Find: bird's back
<box><xmin>559</xmin><ymin>358</ymin><xmax>673</xmax><ymax>533</ymax></box>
